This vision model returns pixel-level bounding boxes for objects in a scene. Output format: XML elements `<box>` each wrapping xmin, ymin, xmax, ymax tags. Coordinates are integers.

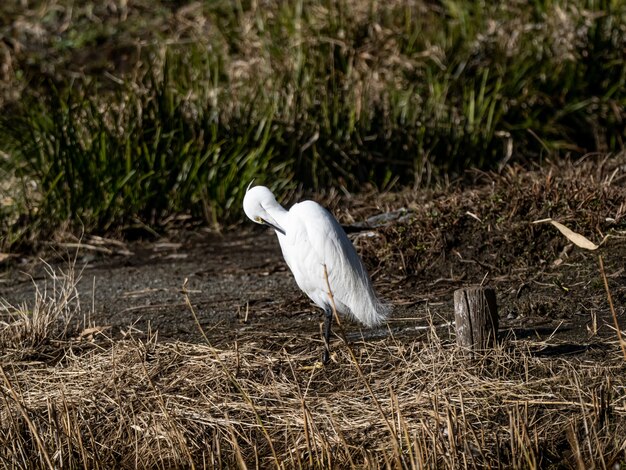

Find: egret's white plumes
<box><xmin>243</xmin><ymin>186</ymin><xmax>389</xmax><ymax>344</ymax></box>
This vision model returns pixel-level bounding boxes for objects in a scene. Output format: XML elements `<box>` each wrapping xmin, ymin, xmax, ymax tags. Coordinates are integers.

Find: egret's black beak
<box><xmin>262</xmin><ymin>218</ymin><xmax>286</xmax><ymax>235</ymax></box>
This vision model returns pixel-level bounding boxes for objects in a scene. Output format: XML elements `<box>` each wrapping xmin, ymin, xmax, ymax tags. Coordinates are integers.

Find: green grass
<box><xmin>0</xmin><ymin>0</ymin><xmax>625</xmax><ymax>248</ymax></box>
<box><xmin>0</xmin><ymin>52</ymin><xmax>294</xmax><ymax>244</ymax></box>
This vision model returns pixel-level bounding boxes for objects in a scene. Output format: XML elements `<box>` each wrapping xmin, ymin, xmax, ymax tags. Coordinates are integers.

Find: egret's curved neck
<box><xmin>263</xmin><ymin>199</ymin><xmax>289</xmax><ymax>231</ymax></box>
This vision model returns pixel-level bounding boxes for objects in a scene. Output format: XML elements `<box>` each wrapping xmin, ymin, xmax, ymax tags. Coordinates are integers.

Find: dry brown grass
<box><xmin>0</xmin><ymin>261</ymin><xmax>79</xmax><ymax>355</ymax></box>
<box><xmin>1</xmin><ymin>260</ymin><xmax>625</xmax><ymax>468</ymax></box>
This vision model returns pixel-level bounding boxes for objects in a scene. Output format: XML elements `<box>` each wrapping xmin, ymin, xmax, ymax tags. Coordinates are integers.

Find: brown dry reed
<box><xmin>1</xmin><ymin>260</ymin><xmax>625</xmax><ymax>469</ymax></box>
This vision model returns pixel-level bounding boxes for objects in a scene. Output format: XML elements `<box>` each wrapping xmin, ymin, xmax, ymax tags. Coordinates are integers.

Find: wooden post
<box><xmin>454</xmin><ymin>287</ymin><xmax>498</xmax><ymax>354</ymax></box>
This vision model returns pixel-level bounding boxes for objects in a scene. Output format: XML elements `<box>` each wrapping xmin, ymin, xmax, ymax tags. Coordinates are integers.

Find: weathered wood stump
<box><xmin>454</xmin><ymin>287</ymin><xmax>498</xmax><ymax>354</ymax></box>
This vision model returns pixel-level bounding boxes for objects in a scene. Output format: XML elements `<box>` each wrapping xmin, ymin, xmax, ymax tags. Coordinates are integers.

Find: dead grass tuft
<box><xmin>0</xmin><ymin>260</ymin><xmax>80</xmax><ymax>357</ymax></box>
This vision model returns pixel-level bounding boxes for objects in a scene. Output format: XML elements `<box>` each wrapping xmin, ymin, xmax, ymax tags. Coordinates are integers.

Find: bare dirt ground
<box><xmin>0</xmin><ymin>229</ymin><xmax>430</xmax><ymax>359</ymax></box>
<box><xmin>1</xmin><ymin>224</ymin><xmax>623</xmax><ymax>358</ymax></box>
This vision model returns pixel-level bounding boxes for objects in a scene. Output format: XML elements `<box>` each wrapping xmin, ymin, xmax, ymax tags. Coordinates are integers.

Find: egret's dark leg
<box><xmin>322</xmin><ymin>306</ymin><xmax>333</xmax><ymax>364</ymax></box>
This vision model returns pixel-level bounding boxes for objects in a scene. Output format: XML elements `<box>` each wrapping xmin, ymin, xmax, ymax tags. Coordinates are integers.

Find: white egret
<box><xmin>243</xmin><ymin>185</ymin><xmax>389</xmax><ymax>362</ymax></box>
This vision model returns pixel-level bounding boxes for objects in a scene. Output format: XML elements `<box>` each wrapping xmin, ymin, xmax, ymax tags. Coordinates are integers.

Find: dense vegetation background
<box><xmin>0</xmin><ymin>0</ymin><xmax>624</xmax><ymax>248</ymax></box>
<box><xmin>1</xmin><ymin>3</ymin><xmax>625</xmax><ymax>468</ymax></box>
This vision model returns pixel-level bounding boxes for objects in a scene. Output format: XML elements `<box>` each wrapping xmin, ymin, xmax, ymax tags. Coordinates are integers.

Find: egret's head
<box><xmin>243</xmin><ymin>185</ymin><xmax>286</xmax><ymax>235</ymax></box>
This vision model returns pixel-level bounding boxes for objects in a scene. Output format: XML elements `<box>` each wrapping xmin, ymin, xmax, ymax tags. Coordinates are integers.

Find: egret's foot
<box><xmin>322</xmin><ymin>348</ymin><xmax>330</xmax><ymax>365</ymax></box>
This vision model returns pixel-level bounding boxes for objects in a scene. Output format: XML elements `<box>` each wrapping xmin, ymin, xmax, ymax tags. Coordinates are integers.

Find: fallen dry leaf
<box><xmin>533</xmin><ymin>218</ymin><xmax>599</xmax><ymax>250</ymax></box>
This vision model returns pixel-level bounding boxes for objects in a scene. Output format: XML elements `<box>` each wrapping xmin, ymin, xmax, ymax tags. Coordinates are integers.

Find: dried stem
<box><xmin>598</xmin><ymin>255</ymin><xmax>626</xmax><ymax>361</ymax></box>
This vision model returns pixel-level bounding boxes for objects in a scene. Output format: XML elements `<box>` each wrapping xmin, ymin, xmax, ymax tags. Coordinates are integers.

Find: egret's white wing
<box><xmin>288</xmin><ymin>201</ymin><xmax>373</xmax><ymax>319</ymax></box>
